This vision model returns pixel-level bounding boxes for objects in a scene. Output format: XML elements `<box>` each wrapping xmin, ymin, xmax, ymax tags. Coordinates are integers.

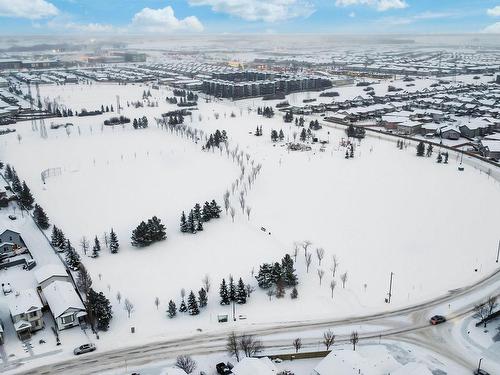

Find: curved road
<box><xmin>10</xmin><ymin>265</ymin><xmax>499</xmax><ymax>375</ymax></box>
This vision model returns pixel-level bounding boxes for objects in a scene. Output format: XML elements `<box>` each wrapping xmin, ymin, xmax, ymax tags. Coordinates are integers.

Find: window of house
<box><xmin>61</xmin><ymin>315</ymin><xmax>74</xmax><ymax>325</ymax></box>
<box><xmin>29</xmin><ymin>311</ymin><xmax>38</xmax><ymax>319</ymax></box>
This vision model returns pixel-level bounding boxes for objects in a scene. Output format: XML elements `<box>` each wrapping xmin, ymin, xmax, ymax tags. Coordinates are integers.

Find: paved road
<box><xmin>10</xmin><ymin>266</ymin><xmax>499</xmax><ymax>375</ymax></box>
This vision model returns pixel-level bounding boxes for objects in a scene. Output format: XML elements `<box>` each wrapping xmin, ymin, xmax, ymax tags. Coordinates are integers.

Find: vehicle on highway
<box><xmin>73</xmin><ymin>343</ymin><xmax>96</xmax><ymax>355</ymax></box>
<box><xmin>474</xmin><ymin>370</ymin><xmax>490</xmax><ymax>375</ymax></box>
<box><xmin>429</xmin><ymin>315</ymin><xmax>446</xmax><ymax>325</ymax></box>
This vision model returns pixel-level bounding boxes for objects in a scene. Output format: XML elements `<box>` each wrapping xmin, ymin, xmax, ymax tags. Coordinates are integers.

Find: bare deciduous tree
<box><xmin>302</xmin><ymin>240</ymin><xmax>312</xmax><ymax>255</ymax></box>
<box><xmin>331</xmin><ymin>255</ymin><xmax>339</xmax><ymax>278</ymax></box>
<box><xmin>317</xmin><ymin>269</ymin><xmax>325</xmax><ymax>285</ymax></box>
<box><xmin>329</xmin><ymin>280</ymin><xmax>336</xmax><ymax>298</ymax></box>
<box><xmin>102</xmin><ymin>232</ymin><xmax>109</xmax><ymax>248</ymax></box>
<box><xmin>305</xmin><ymin>253</ymin><xmax>312</xmax><ymax>273</ymax></box>
<box><xmin>350</xmin><ymin>331</ymin><xmax>359</xmax><ymax>351</ymax></box>
<box><xmin>487</xmin><ymin>296</ymin><xmax>498</xmax><ymax>316</ymax></box>
<box><xmin>293</xmin><ymin>338</ymin><xmax>302</xmax><ymax>353</ymax></box>
<box><xmin>80</xmin><ymin>236</ymin><xmax>90</xmax><ymax>255</ymax></box>
<box><xmin>154</xmin><ymin>296</ymin><xmax>160</xmax><ymax>310</ymax></box>
<box><xmin>340</xmin><ymin>272</ymin><xmax>348</xmax><ymax>288</ymax></box>
<box><xmin>238</xmin><ymin>334</ymin><xmax>263</xmax><ymax>357</ymax></box>
<box><xmin>223</xmin><ymin>191</ymin><xmax>230</xmax><ymax>214</ymax></box>
<box><xmin>226</xmin><ymin>332</ymin><xmax>240</xmax><ymax>362</ymax></box>
<box><xmin>316</xmin><ymin>247</ymin><xmax>325</xmax><ymax>266</ymax></box>
<box><xmin>293</xmin><ymin>242</ymin><xmax>300</xmax><ymax>262</ymax></box>
<box><xmin>202</xmin><ymin>274</ymin><xmax>211</xmax><ymax>293</ymax></box>
<box><xmin>474</xmin><ymin>303</ymin><xmax>489</xmax><ymax>327</ymax></box>
<box><xmin>245</xmin><ymin>284</ymin><xmax>255</xmax><ymax>297</ymax></box>
<box><xmin>266</xmin><ymin>289</ymin><xmax>274</xmax><ymax>301</ymax></box>
<box><xmin>176</xmin><ymin>355</ymin><xmax>197</xmax><ymax>374</ymax></box>
<box><xmin>239</xmin><ymin>194</ymin><xmax>245</xmax><ymax>213</ymax></box>
<box><xmin>323</xmin><ymin>330</ymin><xmax>335</xmax><ymax>350</ymax></box>
<box><xmin>116</xmin><ymin>291</ymin><xmax>122</xmax><ymax>304</ymax></box>
<box><xmin>246</xmin><ymin>206</ymin><xmax>252</xmax><ymax>220</ymax></box>
<box><xmin>230</xmin><ymin>206</ymin><xmax>236</xmax><ymax>222</ymax></box>
<box><xmin>124</xmin><ymin>298</ymin><xmax>134</xmax><ymax>318</ymax></box>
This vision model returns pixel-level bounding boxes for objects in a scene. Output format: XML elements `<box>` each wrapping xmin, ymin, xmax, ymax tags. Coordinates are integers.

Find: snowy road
<box><xmin>11</xmin><ymin>265</ymin><xmax>500</xmax><ymax>375</ymax></box>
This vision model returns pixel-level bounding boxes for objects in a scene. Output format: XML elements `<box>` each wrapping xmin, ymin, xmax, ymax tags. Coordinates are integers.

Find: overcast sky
<box><xmin>1</xmin><ymin>0</ymin><xmax>500</xmax><ymax>35</ymax></box>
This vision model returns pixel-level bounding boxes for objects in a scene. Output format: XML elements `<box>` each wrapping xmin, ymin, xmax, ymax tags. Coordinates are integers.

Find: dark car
<box><xmin>430</xmin><ymin>315</ymin><xmax>446</xmax><ymax>325</ymax></box>
<box><xmin>474</xmin><ymin>370</ymin><xmax>490</xmax><ymax>375</ymax></box>
<box><xmin>216</xmin><ymin>362</ymin><xmax>232</xmax><ymax>375</ymax></box>
<box><xmin>73</xmin><ymin>343</ymin><xmax>96</xmax><ymax>355</ymax></box>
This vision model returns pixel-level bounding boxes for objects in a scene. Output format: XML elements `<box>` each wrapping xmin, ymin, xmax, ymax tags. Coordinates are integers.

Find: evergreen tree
<box><xmin>444</xmin><ymin>152</ymin><xmax>449</xmax><ymax>164</ymax></box>
<box><xmin>109</xmin><ymin>228</ymin><xmax>119</xmax><ymax>253</ymax></box>
<box><xmin>11</xmin><ymin>170</ymin><xmax>21</xmax><ymax>193</ymax></box>
<box><xmin>229</xmin><ymin>276</ymin><xmax>236</xmax><ymax>302</ymax></box>
<box><xmin>51</xmin><ymin>226</ymin><xmax>66</xmax><ymax>249</ymax></box>
<box><xmin>291</xmin><ymin>287</ymin><xmax>298</xmax><ymax>299</ymax></box>
<box><xmin>92</xmin><ymin>236</ymin><xmax>101</xmax><ymax>258</ymax></box>
<box><xmin>210</xmin><ymin>200</ymin><xmax>221</xmax><ymax>218</ymax></box>
<box><xmin>87</xmin><ymin>288</ymin><xmax>113</xmax><ymax>331</ymax></box>
<box><xmin>219</xmin><ymin>278</ymin><xmax>230</xmax><ymax>305</ymax></box>
<box><xmin>4</xmin><ymin>164</ymin><xmax>13</xmax><ymax>180</ymax></box>
<box><xmin>281</xmin><ymin>254</ymin><xmax>298</xmax><ymax>286</ymax></box>
<box><xmin>426</xmin><ymin>143</ymin><xmax>433</xmax><ymax>157</ymax></box>
<box><xmin>133</xmin><ymin>118</ymin><xmax>138</xmax><ymax>129</ymax></box>
<box><xmin>187</xmin><ymin>210</ymin><xmax>196</xmax><ymax>233</ymax></box>
<box><xmin>179</xmin><ymin>299</ymin><xmax>187</xmax><ymax>313</ymax></box>
<box><xmin>279</xmin><ymin>129</ymin><xmax>285</xmax><ymax>141</ymax></box>
<box><xmin>271</xmin><ymin>262</ymin><xmax>283</xmax><ymax>283</ymax></box>
<box><xmin>196</xmin><ymin>220</ymin><xmax>203</xmax><ymax>232</ymax></box>
<box><xmin>236</xmin><ymin>278</ymin><xmax>247</xmax><ymax>304</ymax></box>
<box><xmin>193</xmin><ymin>203</ymin><xmax>202</xmax><ymax>223</ymax></box>
<box><xmin>180</xmin><ymin>211</ymin><xmax>189</xmax><ymax>233</ymax></box>
<box><xmin>19</xmin><ymin>181</ymin><xmax>34</xmax><ymax>209</ymax></box>
<box><xmin>201</xmin><ymin>201</ymin><xmax>212</xmax><ymax>222</ymax></box>
<box><xmin>147</xmin><ymin>216</ymin><xmax>166</xmax><ymax>242</ymax></box>
<box><xmin>270</xmin><ymin>130</ymin><xmax>279</xmax><ymax>142</ymax></box>
<box><xmin>437</xmin><ymin>152</ymin><xmax>443</xmax><ymax>163</ymax></box>
<box><xmin>187</xmin><ymin>291</ymin><xmax>200</xmax><ymax>315</ymax></box>
<box><xmin>198</xmin><ymin>288</ymin><xmax>208</xmax><ymax>308</ymax></box>
<box><xmin>416</xmin><ymin>141</ymin><xmax>425</xmax><ymax>156</ymax></box>
<box><xmin>256</xmin><ymin>263</ymin><xmax>274</xmax><ymax>289</ymax></box>
<box><xmin>167</xmin><ymin>300</ymin><xmax>177</xmax><ymax>318</ymax></box>
<box><xmin>131</xmin><ymin>221</ymin><xmax>151</xmax><ymax>247</ymax></box>
<box><xmin>65</xmin><ymin>240</ymin><xmax>80</xmax><ymax>270</ymax></box>
<box><xmin>300</xmin><ymin>128</ymin><xmax>307</xmax><ymax>142</ymax></box>
<box><xmin>33</xmin><ymin>204</ymin><xmax>50</xmax><ymax>229</ymax></box>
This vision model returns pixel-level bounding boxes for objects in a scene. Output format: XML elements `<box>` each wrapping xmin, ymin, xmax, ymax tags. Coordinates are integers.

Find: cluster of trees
<box><xmin>226</xmin><ymin>332</ymin><xmax>263</xmax><ymax>362</ymax></box>
<box><xmin>270</xmin><ymin>129</ymin><xmax>285</xmax><ymax>142</ymax></box>
<box><xmin>416</xmin><ymin>141</ymin><xmax>426</xmax><ymax>156</ymax></box>
<box><xmin>64</xmin><ymin>240</ymin><xmax>81</xmax><ymax>270</ymax></box>
<box><xmin>254</xmin><ymin>125</ymin><xmax>263</xmax><ymax>136</ymax></box>
<box><xmin>132</xmin><ymin>116</ymin><xmax>148</xmax><ymax>129</ymax></box>
<box><xmin>299</xmin><ymin>128</ymin><xmax>313</xmax><ymax>142</ymax></box>
<box><xmin>257</xmin><ymin>106</ymin><xmax>275</xmax><ymax>118</ymax></box>
<box><xmin>131</xmin><ymin>216</ymin><xmax>166</xmax><ymax>247</ymax></box>
<box><xmin>436</xmin><ymin>151</ymin><xmax>449</xmax><ymax>164</ymax></box>
<box><xmin>33</xmin><ymin>204</ymin><xmax>50</xmax><ymax>229</ymax></box>
<box><xmin>345</xmin><ymin>144</ymin><xmax>355</xmax><ymax>159</ymax></box>
<box><xmin>294</xmin><ymin>117</ymin><xmax>305</xmax><ymax>127</ymax></box>
<box><xmin>219</xmin><ymin>276</ymin><xmax>252</xmax><ymax>305</ymax></box>
<box><xmin>180</xmin><ymin>200</ymin><xmax>221</xmax><ymax>234</ymax></box>
<box><xmin>142</xmin><ymin>89</ymin><xmax>152</xmax><ymax>99</ymax></box>
<box><xmin>396</xmin><ymin>139</ymin><xmax>406</xmax><ymax>150</ymax></box>
<box><xmin>100</xmin><ymin>104</ymin><xmax>114</xmax><ymax>113</ymax></box>
<box><xmin>4</xmin><ymin>165</ymin><xmax>35</xmax><ymax>210</ymax></box>
<box><xmin>283</xmin><ymin>111</ymin><xmax>294</xmax><ymax>123</ymax></box>
<box><xmin>80</xmin><ymin>230</ymin><xmax>119</xmax><ymax>257</ymax></box>
<box><xmin>166</xmin><ymin>96</ymin><xmax>178</xmax><ymax>104</ymax></box>
<box><xmin>204</xmin><ymin>129</ymin><xmax>228</xmax><ymax>149</ymax></box>
<box><xmin>177</xmin><ymin>97</ymin><xmax>197</xmax><ymax>107</ymax></box>
<box><xmin>256</xmin><ymin>254</ymin><xmax>298</xmax><ymax>299</ymax></box>
<box><xmin>104</xmin><ymin>115</ymin><xmax>130</xmax><ymax>126</ymax></box>
<box><xmin>172</xmin><ymin>89</ymin><xmax>198</xmax><ymax>102</ymax></box>
<box><xmin>167</xmin><ymin>288</ymin><xmax>208</xmax><ymax>318</ymax></box>
<box><xmin>309</xmin><ymin>119</ymin><xmax>321</xmax><ymax>130</ymax></box>
<box><xmin>167</xmin><ymin>113</ymin><xmax>184</xmax><ymax>125</ymax></box>
<box><xmin>76</xmin><ymin>265</ymin><xmax>113</xmax><ymax>331</ymax></box>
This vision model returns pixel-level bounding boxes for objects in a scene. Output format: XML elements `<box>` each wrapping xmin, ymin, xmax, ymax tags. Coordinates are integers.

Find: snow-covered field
<box><xmin>1</xmin><ymin>80</ymin><xmax>499</xmax><ymax>357</ymax></box>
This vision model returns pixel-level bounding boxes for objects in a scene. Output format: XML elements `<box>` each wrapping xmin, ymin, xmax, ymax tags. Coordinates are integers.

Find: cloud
<box><xmin>487</xmin><ymin>5</ymin><xmax>500</xmax><ymax>17</ymax></box>
<box><xmin>131</xmin><ymin>6</ymin><xmax>203</xmax><ymax>32</ymax></box>
<box><xmin>483</xmin><ymin>22</ymin><xmax>500</xmax><ymax>33</ymax></box>
<box><xmin>335</xmin><ymin>0</ymin><xmax>408</xmax><ymax>11</ymax></box>
<box><xmin>188</xmin><ymin>0</ymin><xmax>315</xmax><ymax>22</ymax></box>
<box><xmin>0</xmin><ymin>0</ymin><xmax>59</xmax><ymax>19</ymax></box>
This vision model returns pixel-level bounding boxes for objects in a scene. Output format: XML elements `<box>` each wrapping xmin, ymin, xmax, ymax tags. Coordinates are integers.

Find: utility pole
<box><xmin>386</xmin><ymin>272</ymin><xmax>394</xmax><ymax>303</ymax></box>
<box><xmin>477</xmin><ymin>358</ymin><xmax>483</xmax><ymax>372</ymax></box>
<box><xmin>496</xmin><ymin>240</ymin><xmax>499</xmax><ymax>263</ymax></box>
<box><xmin>232</xmin><ymin>300</ymin><xmax>236</xmax><ymax>321</ymax></box>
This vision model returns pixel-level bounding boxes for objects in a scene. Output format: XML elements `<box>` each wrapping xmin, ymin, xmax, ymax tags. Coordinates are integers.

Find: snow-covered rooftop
<box><xmin>42</xmin><ymin>280</ymin><xmax>85</xmax><ymax>318</ymax></box>
<box><xmin>6</xmin><ymin>289</ymin><xmax>43</xmax><ymax>316</ymax></box>
<box><xmin>34</xmin><ymin>263</ymin><xmax>68</xmax><ymax>285</ymax></box>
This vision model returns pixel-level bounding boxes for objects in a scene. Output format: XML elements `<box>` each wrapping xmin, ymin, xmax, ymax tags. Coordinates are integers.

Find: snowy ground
<box><xmin>1</xmin><ymin>80</ymin><xmax>499</xmax><ymax>370</ymax></box>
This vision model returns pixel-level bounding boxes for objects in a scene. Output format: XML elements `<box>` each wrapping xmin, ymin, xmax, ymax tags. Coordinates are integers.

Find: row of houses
<box><xmin>1</xmin><ymin>229</ymin><xmax>86</xmax><ymax>343</ymax></box>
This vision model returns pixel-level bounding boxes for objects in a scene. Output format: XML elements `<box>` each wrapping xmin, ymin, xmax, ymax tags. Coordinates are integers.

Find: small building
<box><xmin>440</xmin><ymin>125</ymin><xmax>461</xmax><ymax>140</ymax></box>
<box><xmin>6</xmin><ymin>289</ymin><xmax>44</xmax><ymax>340</ymax></box>
<box><xmin>231</xmin><ymin>357</ymin><xmax>277</xmax><ymax>375</ymax></box>
<box><xmin>0</xmin><ymin>229</ymin><xmax>26</xmax><ymax>249</ymax></box>
<box><xmin>42</xmin><ymin>280</ymin><xmax>87</xmax><ymax>330</ymax></box>
<box><xmin>396</xmin><ymin>120</ymin><xmax>422</xmax><ymax>135</ymax></box>
<box><xmin>34</xmin><ymin>263</ymin><xmax>69</xmax><ymax>289</ymax></box>
<box><xmin>480</xmin><ymin>140</ymin><xmax>500</xmax><ymax>159</ymax></box>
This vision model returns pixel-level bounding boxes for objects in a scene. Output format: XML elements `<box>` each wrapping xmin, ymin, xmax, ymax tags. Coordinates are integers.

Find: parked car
<box><xmin>429</xmin><ymin>315</ymin><xmax>446</xmax><ymax>325</ymax></box>
<box><xmin>8</xmin><ymin>215</ymin><xmax>16</xmax><ymax>220</ymax></box>
<box><xmin>216</xmin><ymin>362</ymin><xmax>232</xmax><ymax>374</ymax></box>
<box><xmin>73</xmin><ymin>343</ymin><xmax>96</xmax><ymax>355</ymax></box>
<box><xmin>474</xmin><ymin>370</ymin><xmax>490</xmax><ymax>375</ymax></box>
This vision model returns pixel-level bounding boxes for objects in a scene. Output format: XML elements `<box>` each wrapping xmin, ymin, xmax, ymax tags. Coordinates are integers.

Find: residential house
<box><xmin>231</xmin><ymin>357</ymin><xmax>278</xmax><ymax>375</ymax></box>
<box><xmin>396</xmin><ymin>120</ymin><xmax>422</xmax><ymax>135</ymax></box>
<box><xmin>34</xmin><ymin>263</ymin><xmax>69</xmax><ymax>289</ymax></box>
<box><xmin>440</xmin><ymin>125</ymin><xmax>461</xmax><ymax>140</ymax></box>
<box><xmin>6</xmin><ymin>289</ymin><xmax>44</xmax><ymax>340</ymax></box>
<box><xmin>42</xmin><ymin>280</ymin><xmax>86</xmax><ymax>330</ymax></box>
<box><xmin>0</xmin><ymin>229</ymin><xmax>26</xmax><ymax>256</ymax></box>
<box><xmin>480</xmin><ymin>140</ymin><xmax>500</xmax><ymax>160</ymax></box>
